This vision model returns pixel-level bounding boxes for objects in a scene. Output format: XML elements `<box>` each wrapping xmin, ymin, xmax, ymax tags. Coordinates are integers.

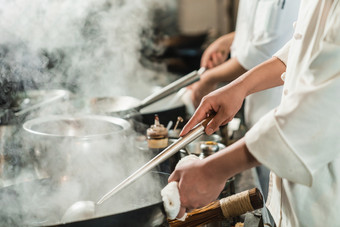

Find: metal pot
<box><xmin>0</xmin><ymin>90</ymin><xmax>71</xmax><ymax>186</ymax></box>
<box><xmin>22</xmin><ymin>115</ymin><xmax>131</xmax><ymax>181</ymax></box>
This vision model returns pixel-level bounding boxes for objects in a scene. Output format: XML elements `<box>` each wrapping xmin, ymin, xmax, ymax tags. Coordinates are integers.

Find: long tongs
<box><xmin>97</xmin><ymin>115</ymin><xmax>214</xmax><ymax>205</ymax></box>
<box><xmin>136</xmin><ymin>67</ymin><xmax>206</xmax><ymax>110</ymax></box>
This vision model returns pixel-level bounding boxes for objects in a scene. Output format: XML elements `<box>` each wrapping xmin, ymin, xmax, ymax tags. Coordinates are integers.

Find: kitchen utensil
<box><xmin>199</xmin><ymin>141</ymin><xmax>220</xmax><ymax>159</ymax></box>
<box><xmin>90</xmin><ymin>67</ymin><xmax>206</xmax><ymax>117</ymax></box>
<box><xmin>22</xmin><ymin>115</ymin><xmax>131</xmax><ymax>180</ymax></box>
<box><xmin>0</xmin><ymin>89</ymin><xmax>71</xmax><ymax>186</ymax></box>
<box><xmin>58</xmin><ymin>115</ymin><xmax>214</xmax><ymax>224</ymax></box>
<box><xmin>13</xmin><ymin>90</ymin><xmax>71</xmax><ymax>117</ymax></box>
<box><xmin>168</xmin><ymin>188</ymin><xmax>263</xmax><ymax>227</ymax></box>
<box><xmin>0</xmin><ymin>172</ymin><xmax>169</xmax><ymax>227</ymax></box>
<box><xmin>97</xmin><ymin>114</ymin><xmax>214</xmax><ymax>205</ymax></box>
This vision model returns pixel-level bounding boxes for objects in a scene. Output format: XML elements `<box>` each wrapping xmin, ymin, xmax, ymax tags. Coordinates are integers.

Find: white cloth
<box><xmin>231</xmin><ymin>0</ymin><xmax>300</xmax><ymax>128</ymax></box>
<box><xmin>161</xmin><ymin>181</ymin><xmax>182</xmax><ymax>220</ymax></box>
<box><xmin>245</xmin><ymin>0</ymin><xmax>340</xmax><ymax>226</ymax></box>
<box><xmin>161</xmin><ymin>155</ymin><xmax>199</xmax><ymax>220</ymax></box>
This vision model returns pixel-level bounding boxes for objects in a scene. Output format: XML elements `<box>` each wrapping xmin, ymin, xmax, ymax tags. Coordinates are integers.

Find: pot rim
<box><xmin>22</xmin><ymin>115</ymin><xmax>131</xmax><ymax>139</ymax></box>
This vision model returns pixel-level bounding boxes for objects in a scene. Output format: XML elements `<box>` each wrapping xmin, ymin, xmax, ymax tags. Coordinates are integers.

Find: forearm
<box><xmin>203</xmin><ymin>138</ymin><xmax>260</xmax><ymax>181</ymax></box>
<box><xmin>213</xmin><ymin>32</ymin><xmax>236</xmax><ymax>49</ymax></box>
<box><xmin>235</xmin><ymin>57</ymin><xmax>286</xmax><ymax>96</ymax></box>
<box><xmin>203</xmin><ymin>57</ymin><xmax>247</xmax><ymax>85</ymax></box>
<box><xmin>181</xmin><ymin>57</ymin><xmax>286</xmax><ymax>137</ymax></box>
<box><xmin>221</xmin><ymin>32</ymin><xmax>235</xmax><ymax>49</ymax></box>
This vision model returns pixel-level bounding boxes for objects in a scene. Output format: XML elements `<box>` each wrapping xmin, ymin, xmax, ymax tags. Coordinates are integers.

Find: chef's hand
<box><xmin>181</xmin><ymin>80</ymin><xmax>246</xmax><ymax>136</ymax></box>
<box><xmin>201</xmin><ymin>32</ymin><xmax>235</xmax><ymax>69</ymax></box>
<box><xmin>168</xmin><ymin>158</ymin><xmax>227</xmax><ymax>218</ymax></box>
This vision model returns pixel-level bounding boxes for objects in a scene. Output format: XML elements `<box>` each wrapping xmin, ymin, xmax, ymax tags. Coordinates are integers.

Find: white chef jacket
<box><xmin>245</xmin><ymin>0</ymin><xmax>340</xmax><ymax>226</ymax></box>
<box><xmin>231</xmin><ymin>0</ymin><xmax>300</xmax><ymax>128</ymax></box>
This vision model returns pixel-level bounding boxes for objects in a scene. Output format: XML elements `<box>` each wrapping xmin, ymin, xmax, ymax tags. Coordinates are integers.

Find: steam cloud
<box><xmin>0</xmin><ymin>0</ymin><xmax>176</xmax><ymax>225</ymax></box>
<box><xmin>0</xmin><ymin>0</ymin><xmax>176</xmax><ymax>98</ymax></box>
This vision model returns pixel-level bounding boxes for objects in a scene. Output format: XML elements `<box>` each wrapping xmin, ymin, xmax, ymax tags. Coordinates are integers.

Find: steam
<box><xmin>0</xmin><ymin>0</ymin><xmax>176</xmax><ymax>225</ymax></box>
<box><xmin>0</xmin><ymin>0</ymin><xmax>176</xmax><ymax>97</ymax></box>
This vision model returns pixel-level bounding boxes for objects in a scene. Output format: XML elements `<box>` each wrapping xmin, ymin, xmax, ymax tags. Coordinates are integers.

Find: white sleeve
<box><xmin>273</xmin><ymin>39</ymin><xmax>292</xmax><ymax>66</ymax></box>
<box><xmin>245</xmin><ymin>40</ymin><xmax>340</xmax><ymax>187</ymax></box>
<box><xmin>237</xmin><ymin>36</ymin><xmax>292</xmax><ymax>70</ymax></box>
<box><xmin>235</xmin><ymin>0</ymin><xmax>299</xmax><ymax>70</ymax></box>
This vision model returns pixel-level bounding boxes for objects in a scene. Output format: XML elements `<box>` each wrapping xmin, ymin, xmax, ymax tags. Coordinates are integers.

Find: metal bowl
<box><xmin>23</xmin><ymin>115</ymin><xmax>131</xmax><ymax>138</ymax></box>
<box><xmin>0</xmin><ymin>90</ymin><xmax>72</xmax><ymax>185</ymax></box>
<box><xmin>185</xmin><ymin>141</ymin><xmax>226</xmax><ymax>157</ymax></box>
<box><xmin>22</xmin><ymin>115</ymin><xmax>131</xmax><ymax>180</ymax></box>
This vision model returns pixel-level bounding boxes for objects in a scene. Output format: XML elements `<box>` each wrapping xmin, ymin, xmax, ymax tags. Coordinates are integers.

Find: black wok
<box><xmin>0</xmin><ymin>172</ymin><xmax>169</xmax><ymax>227</ymax></box>
<box><xmin>51</xmin><ymin>202</ymin><xmax>166</xmax><ymax>227</ymax></box>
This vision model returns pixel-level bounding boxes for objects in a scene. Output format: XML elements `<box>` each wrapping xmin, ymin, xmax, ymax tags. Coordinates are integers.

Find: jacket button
<box><xmin>281</xmin><ymin>72</ymin><xmax>286</xmax><ymax>82</ymax></box>
<box><xmin>283</xmin><ymin>89</ymin><xmax>289</xmax><ymax>96</ymax></box>
<box><xmin>294</xmin><ymin>33</ymin><xmax>302</xmax><ymax>40</ymax></box>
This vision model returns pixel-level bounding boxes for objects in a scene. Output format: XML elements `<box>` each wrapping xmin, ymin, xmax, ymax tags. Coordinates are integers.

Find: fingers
<box><xmin>179</xmin><ymin>103</ymin><xmax>212</xmax><ymax>136</ymax></box>
<box><xmin>200</xmin><ymin>51</ymin><xmax>210</xmax><ymax>68</ymax></box>
<box><xmin>211</xmin><ymin>52</ymin><xmax>222</xmax><ymax>66</ymax></box>
<box><xmin>205</xmin><ymin>109</ymin><xmax>230</xmax><ymax>135</ymax></box>
<box><xmin>168</xmin><ymin>171</ymin><xmax>179</xmax><ymax>183</ymax></box>
<box><xmin>177</xmin><ymin>206</ymin><xmax>186</xmax><ymax>219</ymax></box>
<box><xmin>201</xmin><ymin>51</ymin><xmax>224</xmax><ymax>69</ymax></box>
<box><xmin>186</xmin><ymin>83</ymin><xmax>194</xmax><ymax>90</ymax></box>
<box><xmin>207</xmin><ymin>61</ymin><xmax>214</xmax><ymax>69</ymax></box>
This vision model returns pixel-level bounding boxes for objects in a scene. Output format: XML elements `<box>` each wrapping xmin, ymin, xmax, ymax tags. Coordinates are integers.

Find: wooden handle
<box><xmin>168</xmin><ymin>188</ymin><xmax>263</xmax><ymax>227</ymax></box>
<box><xmin>201</xmin><ymin>112</ymin><xmax>216</xmax><ymax>128</ymax></box>
<box><xmin>219</xmin><ymin>187</ymin><xmax>263</xmax><ymax>218</ymax></box>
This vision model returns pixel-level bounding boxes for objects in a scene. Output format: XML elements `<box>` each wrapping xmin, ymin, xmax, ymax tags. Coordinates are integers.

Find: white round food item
<box><xmin>61</xmin><ymin>201</ymin><xmax>95</xmax><ymax>223</ymax></box>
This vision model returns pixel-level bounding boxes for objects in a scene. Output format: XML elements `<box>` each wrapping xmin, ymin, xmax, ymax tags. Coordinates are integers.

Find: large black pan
<box><xmin>52</xmin><ymin>202</ymin><xmax>167</xmax><ymax>227</ymax></box>
<box><xmin>0</xmin><ymin>172</ymin><xmax>169</xmax><ymax>227</ymax></box>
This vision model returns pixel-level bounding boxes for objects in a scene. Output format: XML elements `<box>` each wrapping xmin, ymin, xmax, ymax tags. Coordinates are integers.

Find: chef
<box><xmin>169</xmin><ymin>0</ymin><xmax>340</xmax><ymax>226</ymax></box>
<box><xmin>191</xmin><ymin>0</ymin><xmax>300</xmax><ymax>128</ymax></box>
<box><xmin>188</xmin><ymin>0</ymin><xmax>300</xmax><ymax>203</ymax></box>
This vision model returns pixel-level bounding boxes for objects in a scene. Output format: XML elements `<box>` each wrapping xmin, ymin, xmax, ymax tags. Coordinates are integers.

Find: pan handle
<box><xmin>137</xmin><ymin>68</ymin><xmax>206</xmax><ymax>110</ymax></box>
<box><xmin>168</xmin><ymin>188</ymin><xmax>263</xmax><ymax>227</ymax></box>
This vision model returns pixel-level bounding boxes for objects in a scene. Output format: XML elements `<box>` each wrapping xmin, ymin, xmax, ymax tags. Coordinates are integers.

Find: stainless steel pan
<box><xmin>22</xmin><ymin>115</ymin><xmax>132</xmax><ymax>181</ymax></box>
<box><xmin>90</xmin><ymin>68</ymin><xmax>205</xmax><ymax>117</ymax></box>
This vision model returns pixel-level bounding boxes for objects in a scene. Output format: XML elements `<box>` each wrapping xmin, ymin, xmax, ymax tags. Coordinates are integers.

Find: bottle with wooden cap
<box><xmin>147</xmin><ymin>115</ymin><xmax>168</xmax><ymax>149</ymax></box>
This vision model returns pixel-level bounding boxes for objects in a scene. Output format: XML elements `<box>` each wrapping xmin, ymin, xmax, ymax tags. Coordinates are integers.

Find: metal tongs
<box><xmin>97</xmin><ymin>115</ymin><xmax>214</xmax><ymax>205</ymax></box>
<box><xmin>136</xmin><ymin>67</ymin><xmax>206</xmax><ymax>110</ymax></box>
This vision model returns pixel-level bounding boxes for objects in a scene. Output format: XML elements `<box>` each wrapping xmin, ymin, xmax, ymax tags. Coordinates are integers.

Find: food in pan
<box><xmin>61</xmin><ymin>201</ymin><xmax>95</xmax><ymax>223</ymax></box>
